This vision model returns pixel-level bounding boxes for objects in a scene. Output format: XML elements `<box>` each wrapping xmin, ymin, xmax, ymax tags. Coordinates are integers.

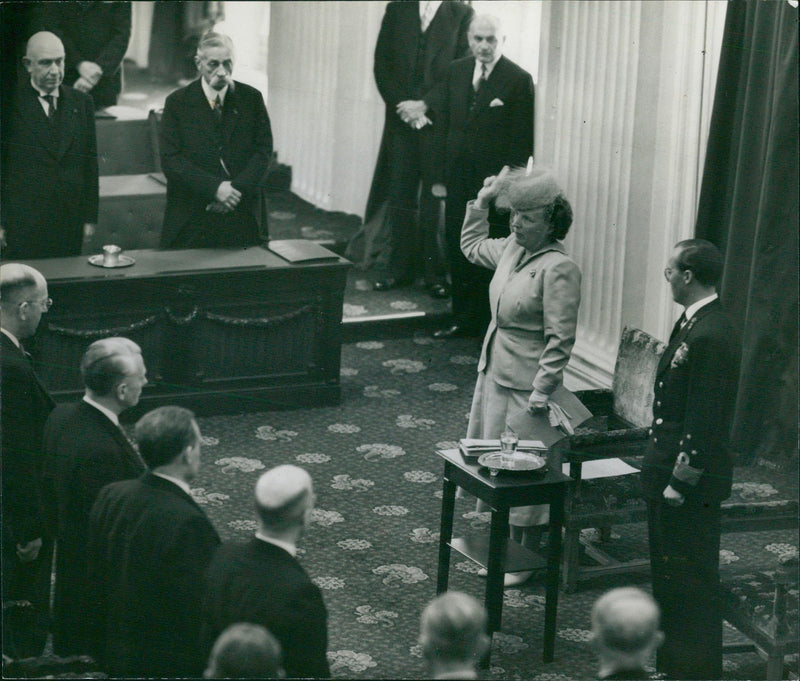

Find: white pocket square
<box><xmin>489</xmin><ymin>98</ymin><xmax>504</xmax><ymax>107</ymax></box>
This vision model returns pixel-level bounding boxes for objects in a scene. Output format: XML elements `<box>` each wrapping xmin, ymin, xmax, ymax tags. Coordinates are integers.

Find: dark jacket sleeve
<box><xmin>668</xmin><ymin>329</ymin><xmax>739</xmax><ymax>496</ymax></box>
<box><xmin>373</xmin><ymin>3</ymin><xmax>407</xmax><ymax>110</ymax></box>
<box><xmin>505</xmin><ymin>70</ymin><xmax>535</xmax><ymax>167</ymax></box>
<box><xmin>89</xmin><ymin>3</ymin><xmax>131</xmax><ymax>79</ymax></box>
<box><xmin>283</xmin><ymin>581</ymin><xmax>331</xmax><ymax>679</ymax></box>
<box><xmin>82</xmin><ymin>91</ymin><xmax>99</xmax><ymax>223</ymax></box>
<box><xmin>230</xmin><ymin>88</ymin><xmax>273</xmax><ymax>196</ymax></box>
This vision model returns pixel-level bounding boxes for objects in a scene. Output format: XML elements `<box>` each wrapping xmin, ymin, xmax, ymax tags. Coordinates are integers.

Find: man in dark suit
<box><xmin>202</xmin><ymin>465</ymin><xmax>330</xmax><ymax>679</ymax></box>
<box><xmin>0</xmin><ymin>31</ymin><xmax>98</xmax><ymax>260</ymax></box>
<box><xmin>32</xmin><ymin>2</ymin><xmax>131</xmax><ymax>109</ymax></box>
<box><xmin>45</xmin><ymin>337</ymin><xmax>148</xmax><ymax>657</ymax></box>
<box><xmin>641</xmin><ymin>239</ymin><xmax>741</xmax><ymax>680</ymax></box>
<box><xmin>430</xmin><ymin>14</ymin><xmax>534</xmax><ymax>337</ymax></box>
<box><xmin>0</xmin><ymin>263</ymin><xmax>56</xmax><ymax>659</ymax></box>
<box><xmin>367</xmin><ymin>0</ymin><xmax>473</xmax><ymax>296</ymax></box>
<box><xmin>87</xmin><ymin>406</ymin><xmax>221</xmax><ymax>677</ymax></box>
<box><xmin>160</xmin><ymin>31</ymin><xmax>273</xmax><ymax>249</ymax></box>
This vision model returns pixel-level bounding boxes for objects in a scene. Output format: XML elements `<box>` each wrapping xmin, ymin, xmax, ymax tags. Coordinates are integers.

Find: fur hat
<box><xmin>494</xmin><ymin>166</ymin><xmax>564</xmax><ymax>212</ymax></box>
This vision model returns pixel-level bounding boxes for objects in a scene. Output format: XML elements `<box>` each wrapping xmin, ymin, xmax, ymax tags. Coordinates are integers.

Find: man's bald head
<box><xmin>591</xmin><ymin>587</ymin><xmax>663</xmax><ymax>664</ymax></box>
<box><xmin>24</xmin><ymin>31</ymin><xmax>65</xmax><ymax>93</ymax></box>
<box><xmin>255</xmin><ymin>465</ymin><xmax>314</xmax><ymax>533</ymax></box>
<box><xmin>0</xmin><ymin>263</ymin><xmax>49</xmax><ymax>339</ymax></box>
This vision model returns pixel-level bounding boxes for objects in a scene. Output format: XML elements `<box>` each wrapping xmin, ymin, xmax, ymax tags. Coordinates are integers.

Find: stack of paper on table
<box><xmin>561</xmin><ymin>457</ymin><xmax>639</xmax><ymax>479</ymax></box>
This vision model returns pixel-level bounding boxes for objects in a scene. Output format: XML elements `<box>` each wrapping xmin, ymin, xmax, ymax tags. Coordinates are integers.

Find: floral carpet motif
<box><xmin>185</xmin><ymin>336</ymin><xmax>797</xmax><ymax>680</ymax></box>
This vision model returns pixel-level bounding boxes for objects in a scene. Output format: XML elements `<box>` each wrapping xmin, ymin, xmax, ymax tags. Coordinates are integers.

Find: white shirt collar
<box><xmin>31</xmin><ymin>79</ymin><xmax>59</xmax><ymax>99</ymax></box>
<box><xmin>82</xmin><ymin>395</ymin><xmax>120</xmax><ymax>426</ymax></box>
<box><xmin>472</xmin><ymin>53</ymin><xmax>502</xmax><ymax>85</ymax></box>
<box><xmin>419</xmin><ymin>1</ymin><xmax>442</xmax><ymax>21</ymax></box>
<box><xmin>153</xmin><ymin>471</ymin><xmax>192</xmax><ymax>496</ymax></box>
<box><xmin>684</xmin><ymin>292</ymin><xmax>718</xmax><ymax>322</ymax></box>
<box><xmin>201</xmin><ymin>77</ymin><xmax>228</xmax><ymax>106</ymax></box>
<box><xmin>255</xmin><ymin>531</ymin><xmax>297</xmax><ymax>558</ymax></box>
<box><xmin>1</xmin><ymin>328</ymin><xmax>21</xmax><ymax>349</ymax></box>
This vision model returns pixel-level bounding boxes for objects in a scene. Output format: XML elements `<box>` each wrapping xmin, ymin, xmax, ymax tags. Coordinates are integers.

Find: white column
<box><xmin>537</xmin><ymin>0</ymin><xmax>726</xmax><ymax>388</ymax></box>
<box><xmin>268</xmin><ymin>1</ymin><xmax>386</xmax><ymax>215</ymax></box>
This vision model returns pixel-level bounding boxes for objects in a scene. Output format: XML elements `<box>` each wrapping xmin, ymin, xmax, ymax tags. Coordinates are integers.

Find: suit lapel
<box><xmin>221</xmin><ymin>84</ymin><xmax>239</xmax><ymax>147</ymax></box>
<box><xmin>423</xmin><ymin>2</ymin><xmax>447</xmax><ymax>73</ymax></box>
<box><xmin>55</xmin><ymin>86</ymin><xmax>78</xmax><ymax>160</ymax></box>
<box><xmin>18</xmin><ymin>86</ymin><xmax>59</xmax><ymax>155</ymax></box>
<box><xmin>656</xmin><ymin>300</ymin><xmax>720</xmax><ymax>377</ymax></box>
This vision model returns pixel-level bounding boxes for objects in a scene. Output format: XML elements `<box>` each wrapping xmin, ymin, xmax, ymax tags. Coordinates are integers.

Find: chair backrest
<box><xmin>611</xmin><ymin>327</ymin><xmax>666</xmax><ymax>428</ymax></box>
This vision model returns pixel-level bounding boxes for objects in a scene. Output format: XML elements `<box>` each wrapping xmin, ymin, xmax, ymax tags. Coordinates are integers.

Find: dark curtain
<box><xmin>695</xmin><ymin>1</ymin><xmax>798</xmax><ymax>465</ymax></box>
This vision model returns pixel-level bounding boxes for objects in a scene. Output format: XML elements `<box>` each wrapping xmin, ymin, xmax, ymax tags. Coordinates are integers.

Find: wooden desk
<box><xmin>436</xmin><ymin>448</ymin><xmax>569</xmax><ymax>664</ymax></box>
<box><xmin>25</xmin><ymin>245</ymin><xmax>350</xmax><ymax>415</ymax></box>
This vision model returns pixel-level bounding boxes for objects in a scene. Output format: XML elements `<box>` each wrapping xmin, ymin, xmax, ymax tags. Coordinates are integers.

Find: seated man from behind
<box><xmin>204</xmin><ymin>623</ymin><xmax>284</xmax><ymax>679</ymax></box>
<box><xmin>590</xmin><ymin>587</ymin><xmax>664</xmax><ymax>680</ymax></box>
<box><xmin>202</xmin><ymin>465</ymin><xmax>330</xmax><ymax>678</ymax></box>
<box><xmin>419</xmin><ymin>591</ymin><xmax>490</xmax><ymax>680</ymax></box>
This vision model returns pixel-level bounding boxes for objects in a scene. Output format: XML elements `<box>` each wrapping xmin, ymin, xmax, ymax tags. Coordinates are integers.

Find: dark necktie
<box><xmin>469</xmin><ymin>64</ymin><xmax>487</xmax><ymax>113</ymax></box>
<box><xmin>212</xmin><ymin>94</ymin><xmax>223</xmax><ymax>122</ymax></box>
<box><xmin>44</xmin><ymin>94</ymin><xmax>55</xmax><ymax>120</ymax></box>
<box><xmin>669</xmin><ymin>312</ymin><xmax>686</xmax><ymax>342</ymax></box>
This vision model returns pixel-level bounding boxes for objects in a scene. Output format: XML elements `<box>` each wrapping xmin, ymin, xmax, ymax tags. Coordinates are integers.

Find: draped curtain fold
<box><xmin>695</xmin><ymin>0</ymin><xmax>798</xmax><ymax>464</ymax></box>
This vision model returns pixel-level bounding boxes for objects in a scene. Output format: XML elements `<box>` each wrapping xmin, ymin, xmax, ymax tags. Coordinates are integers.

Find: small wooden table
<box><xmin>436</xmin><ymin>448</ymin><xmax>570</xmax><ymax>664</ymax></box>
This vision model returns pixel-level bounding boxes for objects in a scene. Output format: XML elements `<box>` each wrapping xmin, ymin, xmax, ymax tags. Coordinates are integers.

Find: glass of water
<box><xmin>500</xmin><ymin>426</ymin><xmax>518</xmax><ymax>454</ymax></box>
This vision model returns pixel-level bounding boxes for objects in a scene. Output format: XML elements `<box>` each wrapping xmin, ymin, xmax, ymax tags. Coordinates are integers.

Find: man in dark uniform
<box><xmin>641</xmin><ymin>238</ymin><xmax>741</xmax><ymax>680</ymax></box>
<box><xmin>160</xmin><ymin>32</ymin><xmax>272</xmax><ymax>249</ymax></box>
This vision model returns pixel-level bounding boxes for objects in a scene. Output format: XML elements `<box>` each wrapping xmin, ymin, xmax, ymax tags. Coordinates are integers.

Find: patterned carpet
<box><xmin>184</xmin><ymin>335</ymin><xmax>797</xmax><ymax>680</ymax></box>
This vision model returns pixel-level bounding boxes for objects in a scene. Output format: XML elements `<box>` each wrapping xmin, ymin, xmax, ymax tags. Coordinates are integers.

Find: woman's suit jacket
<box><xmin>461</xmin><ymin>202</ymin><xmax>581</xmax><ymax>395</ymax></box>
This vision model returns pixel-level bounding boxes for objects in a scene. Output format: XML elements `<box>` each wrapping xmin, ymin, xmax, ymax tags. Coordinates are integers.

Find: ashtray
<box><xmin>478</xmin><ymin>451</ymin><xmax>547</xmax><ymax>477</ymax></box>
<box><xmin>88</xmin><ymin>254</ymin><xmax>136</xmax><ymax>268</ymax></box>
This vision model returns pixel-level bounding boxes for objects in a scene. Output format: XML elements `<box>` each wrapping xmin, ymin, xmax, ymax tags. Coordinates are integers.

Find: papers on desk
<box><xmin>268</xmin><ymin>239</ymin><xmax>339</xmax><ymax>263</ymax></box>
<box><xmin>562</xmin><ymin>457</ymin><xmax>639</xmax><ymax>479</ymax></box>
<box><xmin>506</xmin><ymin>385</ymin><xmax>593</xmax><ymax>447</ymax></box>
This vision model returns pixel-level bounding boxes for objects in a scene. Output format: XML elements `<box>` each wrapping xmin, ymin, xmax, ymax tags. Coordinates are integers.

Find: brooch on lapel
<box><xmin>670</xmin><ymin>342</ymin><xmax>690</xmax><ymax>369</ymax></box>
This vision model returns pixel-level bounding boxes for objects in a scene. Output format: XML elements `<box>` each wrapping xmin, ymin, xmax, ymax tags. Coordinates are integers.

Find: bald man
<box><xmin>0</xmin><ymin>263</ymin><xmax>56</xmax><ymax>658</ymax></box>
<box><xmin>590</xmin><ymin>588</ymin><xmax>664</xmax><ymax>680</ymax></box>
<box><xmin>1</xmin><ymin>31</ymin><xmax>98</xmax><ymax>259</ymax></box>
<box><xmin>202</xmin><ymin>465</ymin><xmax>330</xmax><ymax>678</ymax></box>
<box><xmin>44</xmin><ymin>337</ymin><xmax>148</xmax><ymax>656</ymax></box>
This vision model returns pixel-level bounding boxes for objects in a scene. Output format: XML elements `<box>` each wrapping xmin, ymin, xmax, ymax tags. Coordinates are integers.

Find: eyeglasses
<box><xmin>20</xmin><ymin>297</ymin><xmax>53</xmax><ymax>311</ymax></box>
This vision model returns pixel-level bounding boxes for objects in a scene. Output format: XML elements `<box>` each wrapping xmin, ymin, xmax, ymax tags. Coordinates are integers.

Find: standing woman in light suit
<box><xmin>461</xmin><ymin>165</ymin><xmax>581</xmax><ymax>586</ymax></box>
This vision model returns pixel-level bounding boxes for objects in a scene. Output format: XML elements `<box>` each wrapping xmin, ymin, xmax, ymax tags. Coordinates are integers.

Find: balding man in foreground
<box><xmin>44</xmin><ymin>337</ymin><xmax>148</xmax><ymax>656</ymax></box>
<box><xmin>1</xmin><ymin>31</ymin><xmax>97</xmax><ymax>259</ymax></box>
<box><xmin>590</xmin><ymin>587</ymin><xmax>663</xmax><ymax>680</ymax></box>
<box><xmin>87</xmin><ymin>406</ymin><xmax>220</xmax><ymax>677</ymax></box>
<box><xmin>0</xmin><ymin>263</ymin><xmax>56</xmax><ymax>658</ymax></box>
<box><xmin>202</xmin><ymin>465</ymin><xmax>330</xmax><ymax>678</ymax></box>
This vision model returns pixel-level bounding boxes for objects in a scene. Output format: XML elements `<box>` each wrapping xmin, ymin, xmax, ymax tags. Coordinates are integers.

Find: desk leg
<box><xmin>485</xmin><ymin>506</ymin><xmax>509</xmax><ymax>634</ymax></box>
<box><xmin>437</xmin><ymin>473</ymin><xmax>456</xmax><ymax>594</ymax></box>
<box><xmin>543</xmin><ymin>489</ymin><xmax>564</xmax><ymax>663</ymax></box>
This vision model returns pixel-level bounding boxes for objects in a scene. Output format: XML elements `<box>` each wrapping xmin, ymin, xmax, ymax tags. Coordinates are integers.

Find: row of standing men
<box><xmin>0</xmin><ymin>262</ymin><xmax>328</xmax><ymax>678</ymax></box>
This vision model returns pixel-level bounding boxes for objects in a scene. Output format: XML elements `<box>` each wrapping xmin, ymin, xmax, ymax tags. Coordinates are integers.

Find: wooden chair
<box><xmin>722</xmin><ymin>552</ymin><xmax>799</xmax><ymax>680</ymax></box>
<box><xmin>555</xmin><ymin>326</ymin><xmax>665</xmax><ymax>592</ymax></box>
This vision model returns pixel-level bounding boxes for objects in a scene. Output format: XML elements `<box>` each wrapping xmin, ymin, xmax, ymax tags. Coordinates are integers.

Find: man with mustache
<box><xmin>159</xmin><ymin>32</ymin><xmax>273</xmax><ymax>249</ymax></box>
